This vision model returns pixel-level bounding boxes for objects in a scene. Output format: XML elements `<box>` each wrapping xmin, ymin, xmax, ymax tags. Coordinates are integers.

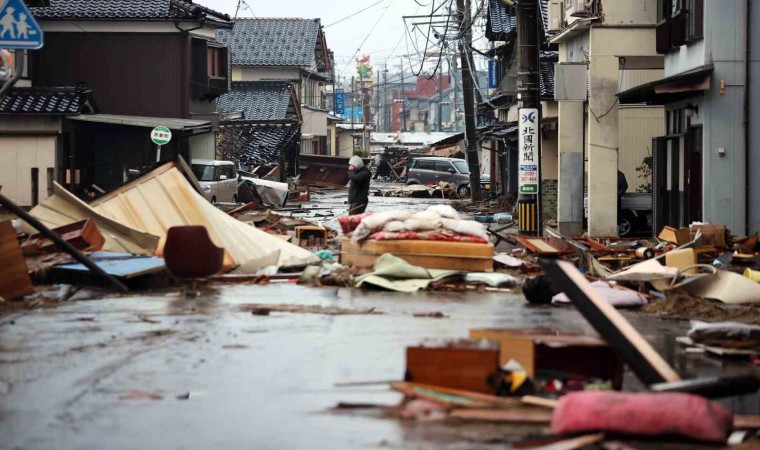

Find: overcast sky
<box><xmin>208</xmin><ymin>0</ymin><xmax>489</xmax><ymax>83</ymax></box>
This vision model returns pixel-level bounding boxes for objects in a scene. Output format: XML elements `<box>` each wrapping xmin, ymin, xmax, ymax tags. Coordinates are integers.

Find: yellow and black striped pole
<box><xmin>518</xmin><ymin>198</ymin><xmax>538</xmax><ymax>235</ymax></box>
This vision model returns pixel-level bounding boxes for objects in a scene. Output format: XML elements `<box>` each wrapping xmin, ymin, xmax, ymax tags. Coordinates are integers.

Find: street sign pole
<box><xmin>150</xmin><ymin>126</ymin><xmax>172</xmax><ymax>163</ymax></box>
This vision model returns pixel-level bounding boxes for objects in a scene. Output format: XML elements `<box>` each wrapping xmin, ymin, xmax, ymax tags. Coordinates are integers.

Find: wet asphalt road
<box><xmin>4</xmin><ymin>282</ymin><xmax>755</xmax><ymax>450</ymax></box>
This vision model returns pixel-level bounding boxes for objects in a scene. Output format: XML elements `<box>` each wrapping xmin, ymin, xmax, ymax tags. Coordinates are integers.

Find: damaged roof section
<box><xmin>217</xmin><ymin>121</ymin><xmax>300</xmax><ymax>167</ymax></box>
<box><xmin>0</xmin><ymin>87</ymin><xmax>96</xmax><ymax>115</ymax></box>
<box><xmin>217</xmin><ymin>81</ymin><xmax>301</xmax><ymax>121</ymax></box>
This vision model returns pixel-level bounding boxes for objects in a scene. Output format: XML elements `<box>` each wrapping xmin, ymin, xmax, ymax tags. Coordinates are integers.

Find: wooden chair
<box><xmin>164</xmin><ymin>226</ymin><xmax>224</xmax><ymax>279</ymax></box>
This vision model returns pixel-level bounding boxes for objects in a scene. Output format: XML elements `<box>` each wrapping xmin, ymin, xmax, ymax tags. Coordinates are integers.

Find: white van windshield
<box><xmin>452</xmin><ymin>160</ymin><xmax>470</xmax><ymax>174</ymax></box>
<box><xmin>192</xmin><ymin>165</ymin><xmax>216</xmax><ymax>182</ymax></box>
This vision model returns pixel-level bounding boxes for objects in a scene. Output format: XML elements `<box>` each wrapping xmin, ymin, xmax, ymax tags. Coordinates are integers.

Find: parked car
<box><xmin>406</xmin><ymin>157</ymin><xmax>489</xmax><ymax>197</ymax></box>
<box><xmin>191</xmin><ymin>160</ymin><xmax>238</xmax><ymax>204</ymax></box>
<box><xmin>583</xmin><ymin>192</ymin><xmax>653</xmax><ymax>237</ymax></box>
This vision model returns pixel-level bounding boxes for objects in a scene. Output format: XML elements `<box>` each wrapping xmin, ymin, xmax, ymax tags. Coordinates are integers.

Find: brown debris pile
<box><xmin>642</xmin><ymin>295</ymin><xmax>760</xmax><ymax>324</ymax></box>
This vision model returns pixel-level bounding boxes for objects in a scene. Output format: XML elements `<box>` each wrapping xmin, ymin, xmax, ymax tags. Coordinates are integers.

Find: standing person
<box><xmin>348</xmin><ymin>155</ymin><xmax>371</xmax><ymax>215</ymax></box>
<box><xmin>617</xmin><ymin>170</ymin><xmax>628</xmax><ymax>231</ymax></box>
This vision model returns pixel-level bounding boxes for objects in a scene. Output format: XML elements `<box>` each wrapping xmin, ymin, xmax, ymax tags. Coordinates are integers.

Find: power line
<box><xmin>325</xmin><ymin>0</ymin><xmax>387</xmax><ymax>28</ymax></box>
<box><xmin>338</xmin><ymin>0</ymin><xmax>397</xmax><ymax>79</ymax></box>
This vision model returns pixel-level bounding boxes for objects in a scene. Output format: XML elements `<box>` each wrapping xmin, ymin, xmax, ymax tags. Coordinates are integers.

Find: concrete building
<box><xmin>618</xmin><ymin>0</ymin><xmax>757</xmax><ymax>236</ymax></box>
<box><xmin>550</xmin><ymin>0</ymin><xmax>664</xmax><ymax>236</ymax></box>
<box><xmin>217</xmin><ymin>18</ymin><xmax>333</xmax><ymax>155</ymax></box>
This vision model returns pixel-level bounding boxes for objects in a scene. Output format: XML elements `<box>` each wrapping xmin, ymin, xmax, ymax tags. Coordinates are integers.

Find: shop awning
<box><xmin>617</xmin><ymin>64</ymin><xmax>714</xmax><ymax>105</ymax></box>
<box><xmin>68</xmin><ymin>114</ymin><xmax>213</xmax><ymax>133</ymax></box>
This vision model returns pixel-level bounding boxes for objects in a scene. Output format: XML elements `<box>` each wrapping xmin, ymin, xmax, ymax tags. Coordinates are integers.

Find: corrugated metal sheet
<box><xmin>28</xmin><ymin>183</ymin><xmax>160</xmax><ymax>255</ymax></box>
<box><xmin>619</xmin><ymin>107</ymin><xmax>664</xmax><ymax>191</ymax></box>
<box><xmin>89</xmin><ymin>162</ymin><xmax>318</xmax><ymax>270</ymax></box>
<box><xmin>619</xmin><ymin>69</ymin><xmax>663</xmax><ymax>93</ymax></box>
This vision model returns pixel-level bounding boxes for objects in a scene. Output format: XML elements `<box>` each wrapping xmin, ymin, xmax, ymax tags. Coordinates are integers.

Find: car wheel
<box><xmin>457</xmin><ymin>185</ymin><xmax>471</xmax><ymax>197</ymax></box>
<box><xmin>211</xmin><ymin>196</ymin><xmax>217</xmax><ymax>204</ymax></box>
<box><xmin>618</xmin><ymin>217</ymin><xmax>633</xmax><ymax>237</ymax></box>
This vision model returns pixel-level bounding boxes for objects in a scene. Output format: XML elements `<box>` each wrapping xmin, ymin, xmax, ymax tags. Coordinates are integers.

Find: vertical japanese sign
<box><xmin>335</xmin><ymin>89</ymin><xmax>345</xmax><ymax>116</ymax></box>
<box><xmin>518</xmin><ymin>108</ymin><xmax>539</xmax><ymax>194</ymax></box>
<box><xmin>488</xmin><ymin>60</ymin><xmax>498</xmax><ymax>89</ymax></box>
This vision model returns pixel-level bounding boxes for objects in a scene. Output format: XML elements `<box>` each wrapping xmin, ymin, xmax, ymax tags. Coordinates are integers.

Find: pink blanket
<box><xmin>551</xmin><ymin>391</ymin><xmax>732</xmax><ymax>443</ymax></box>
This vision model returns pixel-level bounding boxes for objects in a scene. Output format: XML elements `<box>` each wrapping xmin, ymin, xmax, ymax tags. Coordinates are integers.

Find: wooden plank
<box><xmin>0</xmin><ymin>221</ymin><xmax>34</xmax><ymax>300</ymax></box>
<box><xmin>734</xmin><ymin>415</ymin><xmax>760</xmax><ymax>430</ymax></box>
<box><xmin>449</xmin><ymin>407</ymin><xmax>553</xmax><ymax>424</ymax></box>
<box><xmin>393</xmin><ymin>382</ymin><xmax>521</xmax><ymax>408</ymax></box>
<box><xmin>527</xmin><ymin>433</ymin><xmax>605</xmax><ymax>450</ymax></box>
<box><xmin>540</xmin><ymin>259</ymin><xmax>681</xmax><ymax>385</ymax></box>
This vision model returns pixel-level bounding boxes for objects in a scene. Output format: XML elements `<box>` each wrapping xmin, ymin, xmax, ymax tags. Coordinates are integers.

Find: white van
<box><xmin>191</xmin><ymin>160</ymin><xmax>238</xmax><ymax>203</ymax></box>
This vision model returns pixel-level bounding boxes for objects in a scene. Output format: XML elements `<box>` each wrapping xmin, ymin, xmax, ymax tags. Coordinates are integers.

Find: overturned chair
<box><xmin>164</xmin><ymin>226</ymin><xmax>224</xmax><ymax>280</ymax></box>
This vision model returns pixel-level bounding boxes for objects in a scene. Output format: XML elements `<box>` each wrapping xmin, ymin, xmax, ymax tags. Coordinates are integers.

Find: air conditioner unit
<box><xmin>548</xmin><ymin>0</ymin><xmax>563</xmax><ymax>32</ymax></box>
<box><xmin>567</xmin><ymin>0</ymin><xmax>592</xmax><ymax>17</ymax></box>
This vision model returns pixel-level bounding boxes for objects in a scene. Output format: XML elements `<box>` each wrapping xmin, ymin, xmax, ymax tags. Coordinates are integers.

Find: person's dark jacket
<box><xmin>348</xmin><ymin>166</ymin><xmax>371</xmax><ymax>206</ymax></box>
<box><xmin>617</xmin><ymin>171</ymin><xmax>628</xmax><ymax>198</ymax></box>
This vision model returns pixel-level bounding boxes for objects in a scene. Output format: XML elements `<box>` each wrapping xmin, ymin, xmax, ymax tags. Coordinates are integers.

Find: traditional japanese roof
<box><xmin>487</xmin><ymin>0</ymin><xmax>553</xmax><ymax>42</ymax></box>
<box><xmin>30</xmin><ymin>0</ymin><xmax>231</xmax><ymax>25</ymax></box>
<box><xmin>487</xmin><ymin>0</ymin><xmax>517</xmax><ymax>41</ymax></box>
<box><xmin>217</xmin><ymin>81</ymin><xmax>300</xmax><ymax>121</ymax></box>
<box><xmin>540</xmin><ymin>51</ymin><xmax>558</xmax><ymax>99</ymax></box>
<box><xmin>217</xmin><ymin>121</ymin><xmax>300</xmax><ymax>166</ymax></box>
<box><xmin>0</xmin><ymin>87</ymin><xmax>95</xmax><ymax>115</ymax></box>
<box><xmin>216</xmin><ymin>18</ymin><xmax>324</xmax><ymax>67</ymax></box>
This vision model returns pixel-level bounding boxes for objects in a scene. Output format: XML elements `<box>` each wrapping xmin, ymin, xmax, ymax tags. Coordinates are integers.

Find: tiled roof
<box><xmin>30</xmin><ymin>0</ymin><xmax>231</xmax><ymax>24</ymax></box>
<box><xmin>216</xmin><ymin>18</ymin><xmax>321</xmax><ymax>67</ymax></box>
<box><xmin>538</xmin><ymin>0</ymin><xmax>555</xmax><ymax>41</ymax></box>
<box><xmin>487</xmin><ymin>0</ymin><xmax>516</xmax><ymax>41</ymax></box>
<box><xmin>217</xmin><ymin>81</ymin><xmax>294</xmax><ymax>121</ymax></box>
<box><xmin>218</xmin><ymin>122</ymin><xmax>300</xmax><ymax>165</ymax></box>
<box><xmin>0</xmin><ymin>87</ymin><xmax>93</xmax><ymax>114</ymax></box>
<box><xmin>540</xmin><ymin>51</ymin><xmax>558</xmax><ymax>99</ymax></box>
<box><xmin>487</xmin><ymin>0</ymin><xmax>554</xmax><ymax>42</ymax></box>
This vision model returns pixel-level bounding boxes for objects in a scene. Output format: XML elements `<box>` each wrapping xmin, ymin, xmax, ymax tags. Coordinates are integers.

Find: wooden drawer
<box><xmin>341</xmin><ymin>238</ymin><xmax>494</xmax><ymax>272</ymax></box>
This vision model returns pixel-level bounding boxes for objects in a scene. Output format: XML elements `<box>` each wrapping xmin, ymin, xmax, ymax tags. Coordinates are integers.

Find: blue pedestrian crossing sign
<box><xmin>0</xmin><ymin>0</ymin><xmax>43</xmax><ymax>49</ymax></box>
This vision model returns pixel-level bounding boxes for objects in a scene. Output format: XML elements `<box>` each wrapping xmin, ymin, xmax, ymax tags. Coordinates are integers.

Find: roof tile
<box><xmin>0</xmin><ymin>87</ymin><xmax>92</xmax><ymax>114</ymax></box>
<box><xmin>31</xmin><ymin>0</ymin><xmax>230</xmax><ymax>23</ymax></box>
<box><xmin>217</xmin><ymin>81</ymin><xmax>294</xmax><ymax>121</ymax></box>
<box><xmin>216</xmin><ymin>18</ymin><xmax>321</xmax><ymax>67</ymax></box>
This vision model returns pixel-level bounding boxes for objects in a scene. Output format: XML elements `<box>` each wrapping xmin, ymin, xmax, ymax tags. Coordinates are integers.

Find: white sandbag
<box><xmin>440</xmin><ymin>218</ymin><xmax>489</xmax><ymax>241</ymax></box>
<box><xmin>426</xmin><ymin>204</ymin><xmax>461</xmax><ymax>220</ymax></box>
<box><xmin>352</xmin><ymin>211</ymin><xmax>413</xmax><ymax>243</ymax></box>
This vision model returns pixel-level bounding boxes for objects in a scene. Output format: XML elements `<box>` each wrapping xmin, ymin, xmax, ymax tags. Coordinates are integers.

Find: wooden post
<box><xmin>46</xmin><ymin>168</ymin><xmax>54</xmax><ymax>198</ymax></box>
<box><xmin>31</xmin><ymin>167</ymin><xmax>39</xmax><ymax>207</ymax></box>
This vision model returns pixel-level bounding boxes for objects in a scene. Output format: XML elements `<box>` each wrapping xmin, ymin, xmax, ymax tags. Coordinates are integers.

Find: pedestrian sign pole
<box><xmin>0</xmin><ymin>0</ymin><xmax>43</xmax><ymax>98</ymax></box>
<box><xmin>0</xmin><ymin>0</ymin><xmax>44</xmax><ymax>49</ymax></box>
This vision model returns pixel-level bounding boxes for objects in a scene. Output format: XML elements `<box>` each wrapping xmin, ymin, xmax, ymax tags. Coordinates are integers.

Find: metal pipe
<box><xmin>745</xmin><ymin>0</ymin><xmax>751</xmax><ymax>236</ymax></box>
<box><xmin>0</xmin><ymin>51</ymin><xmax>24</xmax><ymax>99</ymax></box>
<box><xmin>0</xmin><ymin>193</ymin><xmax>129</xmax><ymax>293</ymax></box>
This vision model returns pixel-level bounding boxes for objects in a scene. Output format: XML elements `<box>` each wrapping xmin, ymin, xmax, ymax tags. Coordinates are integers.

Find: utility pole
<box><xmin>457</xmin><ymin>0</ymin><xmax>482</xmax><ymax>202</ymax></box>
<box><xmin>383</xmin><ymin>64</ymin><xmax>389</xmax><ymax>131</ymax></box>
<box><xmin>516</xmin><ymin>0</ymin><xmax>541</xmax><ymax>235</ymax></box>
<box><xmin>351</xmin><ymin>75</ymin><xmax>356</xmax><ymax>151</ymax></box>
<box><xmin>376</xmin><ymin>70</ymin><xmax>381</xmax><ymax>131</ymax></box>
<box><xmin>399</xmin><ymin>57</ymin><xmax>407</xmax><ymax>131</ymax></box>
<box><xmin>437</xmin><ymin>61</ymin><xmax>444</xmax><ymax>132</ymax></box>
<box><xmin>361</xmin><ymin>73</ymin><xmax>369</xmax><ymax>154</ymax></box>
<box><xmin>452</xmin><ymin>55</ymin><xmax>460</xmax><ymax>132</ymax></box>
